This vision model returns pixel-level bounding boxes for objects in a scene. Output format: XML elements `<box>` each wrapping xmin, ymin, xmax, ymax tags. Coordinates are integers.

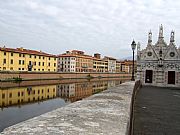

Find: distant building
<box><xmin>103</xmin><ymin>56</ymin><xmax>116</xmax><ymax>73</ymax></box>
<box><xmin>0</xmin><ymin>47</ymin><xmax>57</xmax><ymax>72</ymax></box>
<box><xmin>57</xmin><ymin>50</ymin><xmax>93</xmax><ymax>72</ymax></box>
<box><xmin>93</xmin><ymin>53</ymin><xmax>108</xmax><ymax>72</ymax></box>
<box><xmin>137</xmin><ymin>25</ymin><xmax>180</xmax><ymax>87</ymax></box>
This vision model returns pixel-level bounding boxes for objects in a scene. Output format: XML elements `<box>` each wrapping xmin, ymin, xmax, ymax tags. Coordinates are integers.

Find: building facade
<box><xmin>93</xmin><ymin>53</ymin><xmax>108</xmax><ymax>72</ymax></box>
<box><xmin>0</xmin><ymin>47</ymin><xmax>57</xmax><ymax>72</ymax></box>
<box><xmin>57</xmin><ymin>50</ymin><xmax>94</xmax><ymax>73</ymax></box>
<box><xmin>103</xmin><ymin>56</ymin><xmax>116</xmax><ymax>73</ymax></box>
<box><xmin>137</xmin><ymin>25</ymin><xmax>180</xmax><ymax>87</ymax></box>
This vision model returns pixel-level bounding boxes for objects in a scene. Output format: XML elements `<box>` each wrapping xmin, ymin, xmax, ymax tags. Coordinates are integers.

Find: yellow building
<box><xmin>0</xmin><ymin>85</ymin><xmax>57</xmax><ymax>107</ymax></box>
<box><xmin>0</xmin><ymin>46</ymin><xmax>57</xmax><ymax>72</ymax></box>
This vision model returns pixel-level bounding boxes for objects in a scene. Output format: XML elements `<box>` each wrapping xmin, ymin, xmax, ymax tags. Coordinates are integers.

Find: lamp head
<box><xmin>131</xmin><ymin>40</ymin><xmax>136</xmax><ymax>51</ymax></box>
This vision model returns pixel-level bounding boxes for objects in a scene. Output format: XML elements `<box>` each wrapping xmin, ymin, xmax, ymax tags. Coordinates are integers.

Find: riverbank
<box><xmin>0</xmin><ymin>71</ymin><xmax>131</xmax><ymax>82</ymax></box>
<box><xmin>1</xmin><ymin>81</ymin><xmax>141</xmax><ymax>135</ymax></box>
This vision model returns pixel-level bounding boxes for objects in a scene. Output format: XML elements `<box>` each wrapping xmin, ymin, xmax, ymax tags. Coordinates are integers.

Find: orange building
<box><xmin>120</xmin><ymin>60</ymin><xmax>137</xmax><ymax>73</ymax></box>
<box><xmin>57</xmin><ymin>50</ymin><xmax>94</xmax><ymax>72</ymax></box>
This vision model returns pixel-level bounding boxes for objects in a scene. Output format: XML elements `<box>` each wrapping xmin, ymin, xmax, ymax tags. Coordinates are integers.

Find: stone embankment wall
<box><xmin>0</xmin><ymin>71</ymin><xmax>131</xmax><ymax>81</ymax></box>
<box><xmin>1</xmin><ymin>81</ymin><xmax>141</xmax><ymax>135</ymax></box>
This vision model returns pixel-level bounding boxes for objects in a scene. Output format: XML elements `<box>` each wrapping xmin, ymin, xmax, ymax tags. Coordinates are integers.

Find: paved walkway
<box><xmin>133</xmin><ymin>86</ymin><xmax>180</xmax><ymax>135</ymax></box>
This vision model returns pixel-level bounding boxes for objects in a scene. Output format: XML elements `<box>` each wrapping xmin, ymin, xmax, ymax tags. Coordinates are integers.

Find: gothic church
<box><xmin>137</xmin><ymin>25</ymin><xmax>180</xmax><ymax>87</ymax></box>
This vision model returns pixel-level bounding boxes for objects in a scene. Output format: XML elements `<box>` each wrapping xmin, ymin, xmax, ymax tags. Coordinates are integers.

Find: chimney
<box><xmin>94</xmin><ymin>53</ymin><xmax>101</xmax><ymax>59</ymax></box>
<box><xmin>20</xmin><ymin>47</ymin><xmax>23</xmax><ymax>51</ymax></box>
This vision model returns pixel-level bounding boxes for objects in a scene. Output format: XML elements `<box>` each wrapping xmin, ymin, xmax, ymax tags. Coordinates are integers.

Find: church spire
<box><xmin>159</xmin><ymin>24</ymin><xmax>164</xmax><ymax>38</ymax></box>
<box><xmin>148</xmin><ymin>30</ymin><xmax>152</xmax><ymax>43</ymax></box>
<box><xmin>170</xmin><ymin>30</ymin><xmax>175</xmax><ymax>43</ymax></box>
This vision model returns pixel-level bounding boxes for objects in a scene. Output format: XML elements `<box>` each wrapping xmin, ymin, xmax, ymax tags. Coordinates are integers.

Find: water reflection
<box><xmin>0</xmin><ymin>79</ymin><xmax>123</xmax><ymax>132</ymax></box>
<box><xmin>0</xmin><ymin>85</ymin><xmax>57</xmax><ymax>108</ymax></box>
<box><xmin>0</xmin><ymin>79</ymin><xmax>122</xmax><ymax>108</ymax></box>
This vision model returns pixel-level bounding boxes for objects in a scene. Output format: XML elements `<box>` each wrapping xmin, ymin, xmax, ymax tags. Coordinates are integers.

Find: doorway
<box><xmin>145</xmin><ymin>70</ymin><xmax>153</xmax><ymax>83</ymax></box>
<box><xmin>168</xmin><ymin>71</ymin><xmax>175</xmax><ymax>84</ymax></box>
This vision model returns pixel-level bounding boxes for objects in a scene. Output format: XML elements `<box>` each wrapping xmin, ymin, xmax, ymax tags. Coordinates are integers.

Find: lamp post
<box><xmin>131</xmin><ymin>40</ymin><xmax>136</xmax><ymax>81</ymax></box>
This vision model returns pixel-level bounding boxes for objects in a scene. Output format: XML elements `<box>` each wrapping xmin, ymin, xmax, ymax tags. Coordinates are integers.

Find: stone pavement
<box><xmin>133</xmin><ymin>86</ymin><xmax>180</xmax><ymax>135</ymax></box>
<box><xmin>1</xmin><ymin>81</ymin><xmax>135</xmax><ymax>135</ymax></box>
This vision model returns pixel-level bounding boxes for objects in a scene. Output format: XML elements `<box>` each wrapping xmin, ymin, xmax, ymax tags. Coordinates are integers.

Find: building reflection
<box><xmin>0</xmin><ymin>85</ymin><xmax>56</xmax><ymax>107</ymax></box>
<box><xmin>56</xmin><ymin>80</ymin><xmax>122</xmax><ymax>102</ymax></box>
<box><xmin>0</xmin><ymin>80</ymin><xmax>123</xmax><ymax>108</ymax></box>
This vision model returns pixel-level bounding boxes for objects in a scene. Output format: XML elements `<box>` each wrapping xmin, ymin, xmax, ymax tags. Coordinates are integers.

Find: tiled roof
<box><xmin>0</xmin><ymin>46</ymin><xmax>57</xmax><ymax>57</ymax></box>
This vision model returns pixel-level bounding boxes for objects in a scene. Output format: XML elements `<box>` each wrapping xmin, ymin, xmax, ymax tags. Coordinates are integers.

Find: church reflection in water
<box><xmin>0</xmin><ymin>80</ymin><xmax>122</xmax><ymax>108</ymax></box>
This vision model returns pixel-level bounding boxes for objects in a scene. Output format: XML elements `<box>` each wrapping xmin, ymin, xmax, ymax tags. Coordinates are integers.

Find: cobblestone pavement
<box><xmin>133</xmin><ymin>86</ymin><xmax>180</xmax><ymax>135</ymax></box>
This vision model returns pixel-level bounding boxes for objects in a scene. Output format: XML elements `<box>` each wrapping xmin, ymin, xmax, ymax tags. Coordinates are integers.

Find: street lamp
<box><xmin>131</xmin><ymin>40</ymin><xmax>136</xmax><ymax>81</ymax></box>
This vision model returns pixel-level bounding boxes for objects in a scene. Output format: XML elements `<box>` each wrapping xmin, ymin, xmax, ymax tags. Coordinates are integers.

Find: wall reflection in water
<box><xmin>0</xmin><ymin>80</ymin><xmax>122</xmax><ymax>108</ymax></box>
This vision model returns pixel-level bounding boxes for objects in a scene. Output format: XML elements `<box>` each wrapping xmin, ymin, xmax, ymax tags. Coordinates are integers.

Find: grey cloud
<box><xmin>0</xmin><ymin>0</ymin><xmax>180</xmax><ymax>58</ymax></box>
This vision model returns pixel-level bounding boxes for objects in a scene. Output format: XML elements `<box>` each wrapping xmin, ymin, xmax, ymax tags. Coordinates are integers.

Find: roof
<box><xmin>103</xmin><ymin>56</ymin><xmax>116</xmax><ymax>60</ymax></box>
<box><xmin>0</xmin><ymin>46</ymin><xmax>57</xmax><ymax>57</ymax></box>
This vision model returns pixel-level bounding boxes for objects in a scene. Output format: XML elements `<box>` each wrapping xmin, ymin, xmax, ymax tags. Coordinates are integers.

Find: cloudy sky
<box><xmin>0</xmin><ymin>0</ymin><xmax>180</xmax><ymax>59</ymax></box>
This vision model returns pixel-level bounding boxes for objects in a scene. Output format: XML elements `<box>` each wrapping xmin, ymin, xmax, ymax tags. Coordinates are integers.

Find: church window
<box><xmin>147</xmin><ymin>52</ymin><xmax>152</xmax><ymax>56</ymax></box>
<box><xmin>170</xmin><ymin>52</ymin><xmax>175</xmax><ymax>57</ymax></box>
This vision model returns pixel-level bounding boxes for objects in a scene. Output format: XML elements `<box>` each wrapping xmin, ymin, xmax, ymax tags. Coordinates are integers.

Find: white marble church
<box><xmin>137</xmin><ymin>25</ymin><xmax>180</xmax><ymax>87</ymax></box>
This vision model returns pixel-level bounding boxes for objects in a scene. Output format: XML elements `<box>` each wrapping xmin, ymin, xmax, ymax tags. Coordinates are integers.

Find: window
<box><xmin>39</xmin><ymin>56</ymin><xmax>41</xmax><ymax>59</ymax></box>
<box><xmin>23</xmin><ymin>54</ymin><xmax>25</xmax><ymax>57</ymax></box>
<box><xmin>21</xmin><ymin>92</ymin><xmax>24</xmax><ymax>96</ymax></box>
<box><xmin>29</xmin><ymin>55</ymin><xmax>32</xmax><ymax>58</ymax></box>
<box><xmin>43</xmin><ymin>57</ymin><xmax>45</xmax><ymax>60</ymax></box>
<box><xmin>42</xmin><ymin>62</ymin><xmax>44</xmax><ymax>66</ymax></box>
<box><xmin>22</xmin><ymin>68</ymin><xmax>24</xmax><ymax>70</ymax></box>
<box><xmin>34</xmin><ymin>68</ymin><xmax>36</xmax><ymax>71</ymax></box>
<box><xmin>49</xmin><ymin>57</ymin><xmax>50</xmax><ymax>60</ymax></box>
<box><xmin>18</xmin><ymin>92</ymin><xmax>20</xmax><ymax>97</ymax></box>
<box><xmin>35</xmin><ymin>55</ymin><xmax>36</xmax><ymax>59</ymax></box>
<box><xmin>10</xmin><ymin>67</ymin><xmax>13</xmax><ymax>70</ymax></box>
<box><xmin>34</xmin><ymin>62</ymin><xmax>36</xmax><ymax>65</ymax></box>
<box><xmin>2</xmin><ymin>93</ymin><xmax>5</xmax><ymax>99</ymax></box>
<box><xmin>42</xmin><ymin>69</ymin><xmax>44</xmax><ymax>71</ymax></box>
<box><xmin>11</xmin><ymin>53</ymin><xmax>13</xmax><ymax>56</ymax></box>
<box><xmin>9</xmin><ymin>93</ymin><xmax>12</xmax><ymax>98</ymax></box>
<box><xmin>39</xmin><ymin>62</ymin><xmax>41</xmax><ymax>66</ymax></box>
<box><xmin>19</xmin><ymin>54</ymin><xmax>21</xmax><ymax>57</ymax></box>
<box><xmin>19</xmin><ymin>68</ymin><xmax>21</xmax><ymax>70</ymax></box>
<box><xmin>54</xmin><ymin>58</ymin><xmax>56</xmax><ymax>60</ymax></box>
<box><xmin>48</xmin><ymin>63</ymin><xmax>50</xmax><ymax>66</ymax></box>
<box><xmin>4</xmin><ymin>52</ymin><xmax>6</xmax><ymax>56</ymax></box>
<box><xmin>3</xmin><ymin>59</ymin><xmax>6</xmax><ymax>64</ymax></box>
<box><xmin>19</xmin><ymin>60</ymin><xmax>21</xmax><ymax>65</ymax></box>
<box><xmin>11</xmin><ymin>59</ymin><xmax>13</xmax><ymax>64</ymax></box>
<box><xmin>38</xmin><ymin>69</ymin><xmax>40</xmax><ymax>71</ymax></box>
<box><xmin>22</xmin><ymin>60</ymin><xmax>25</xmax><ymax>65</ymax></box>
<box><xmin>54</xmin><ymin>63</ymin><xmax>56</xmax><ymax>67</ymax></box>
<box><xmin>42</xmin><ymin>89</ymin><xmax>44</xmax><ymax>93</ymax></box>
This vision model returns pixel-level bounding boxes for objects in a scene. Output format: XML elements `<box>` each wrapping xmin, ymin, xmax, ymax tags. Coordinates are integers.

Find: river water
<box><xmin>0</xmin><ymin>78</ymin><xmax>126</xmax><ymax>132</ymax></box>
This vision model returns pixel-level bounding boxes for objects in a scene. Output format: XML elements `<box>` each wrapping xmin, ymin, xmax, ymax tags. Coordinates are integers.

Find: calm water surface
<box><xmin>0</xmin><ymin>79</ymin><xmax>124</xmax><ymax>132</ymax></box>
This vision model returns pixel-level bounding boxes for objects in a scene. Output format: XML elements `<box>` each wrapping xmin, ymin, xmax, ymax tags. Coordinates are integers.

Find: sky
<box><xmin>0</xmin><ymin>0</ymin><xmax>180</xmax><ymax>59</ymax></box>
